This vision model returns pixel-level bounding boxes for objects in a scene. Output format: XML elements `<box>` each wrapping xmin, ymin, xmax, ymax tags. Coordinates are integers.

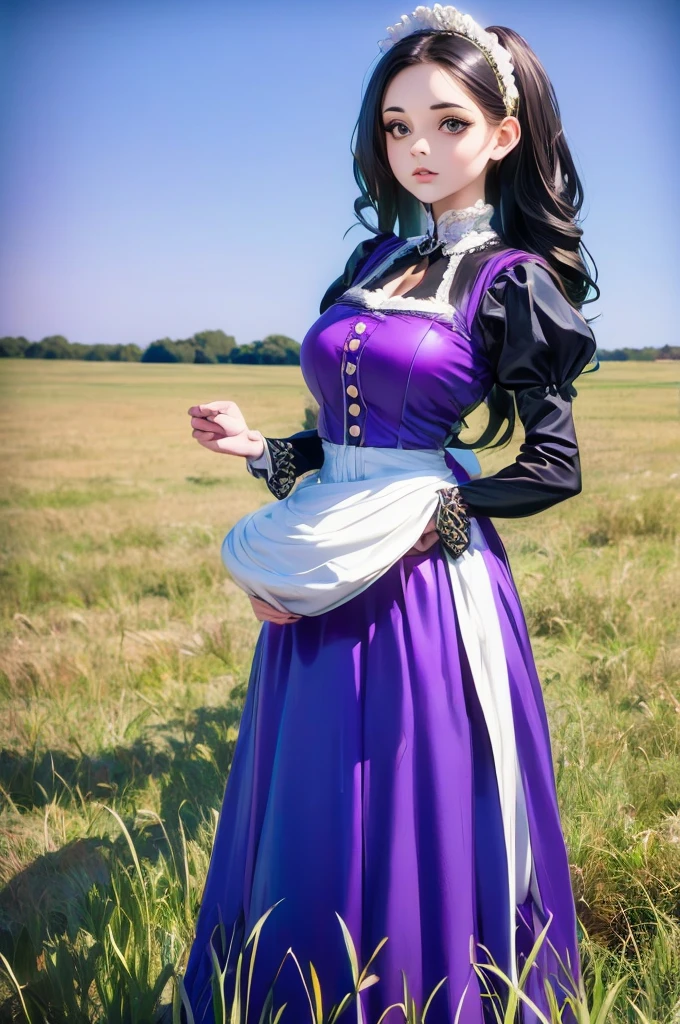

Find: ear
<box><xmin>488</xmin><ymin>116</ymin><xmax>521</xmax><ymax>163</ymax></box>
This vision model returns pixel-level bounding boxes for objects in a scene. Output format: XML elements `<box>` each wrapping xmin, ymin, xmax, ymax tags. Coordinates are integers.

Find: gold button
<box><xmin>355</xmin><ymin>322</ymin><xmax>366</xmax><ymax>334</ymax></box>
<box><xmin>348</xmin><ymin>338</ymin><xmax>361</xmax><ymax>351</ymax></box>
<box><xmin>349</xmin><ymin>425</ymin><xmax>361</xmax><ymax>437</ymax></box>
<box><xmin>346</xmin><ymin>362</ymin><xmax>356</xmax><ymax>375</ymax></box>
<box><xmin>348</xmin><ymin>403</ymin><xmax>361</xmax><ymax>416</ymax></box>
<box><xmin>346</xmin><ymin>384</ymin><xmax>358</xmax><ymax>397</ymax></box>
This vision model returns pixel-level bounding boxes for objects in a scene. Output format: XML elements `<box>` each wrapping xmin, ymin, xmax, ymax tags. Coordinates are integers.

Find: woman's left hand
<box><xmin>249</xmin><ymin>596</ymin><xmax>302</xmax><ymax>624</ymax></box>
<box><xmin>404</xmin><ymin>513</ymin><xmax>440</xmax><ymax>556</ymax></box>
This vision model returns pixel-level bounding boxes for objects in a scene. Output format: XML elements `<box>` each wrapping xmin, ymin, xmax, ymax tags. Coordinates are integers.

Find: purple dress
<box><xmin>180</xmin><ymin>218</ymin><xmax>598</xmax><ymax>1024</ymax></box>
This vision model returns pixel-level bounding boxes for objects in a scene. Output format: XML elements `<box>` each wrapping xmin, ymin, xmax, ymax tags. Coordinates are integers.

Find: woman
<box><xmin>181</xmin><ymin>6</ymin><xmax>599</xmax><ymax>1022</ymax></box>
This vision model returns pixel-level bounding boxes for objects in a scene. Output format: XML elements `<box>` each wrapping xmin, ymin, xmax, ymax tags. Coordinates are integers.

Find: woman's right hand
<box><xmin>187</xmin><ymin>400</ymin><xmax>265</xmax><ymax>458</ymax></box>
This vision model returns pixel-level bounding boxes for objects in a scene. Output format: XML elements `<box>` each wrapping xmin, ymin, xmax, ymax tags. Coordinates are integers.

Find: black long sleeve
<box><xmin>456</xmin><ymin>261</ymin><xmax>599</xmax><ymax>519</ymax></box>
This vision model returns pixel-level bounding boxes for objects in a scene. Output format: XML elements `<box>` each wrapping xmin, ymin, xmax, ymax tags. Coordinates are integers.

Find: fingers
<box><xmin>191</xmin><ymin>426</ymin><xmax>241</xmax><ymax>453</ymax></box>
<box><xmin>187</xmin><ymin>400</ymin><xmax>241</xmax><ymax>417</ymax></box>
<box><xmin>404</xmin><ymin>528</ymin><xmax>441</xmax><ymax>556</ymax></box>
<box><xmin>190</xmin><ymin>414</ymin><xmax>222</xmax><ymax>431</ymax></box>
<box><xmin>259</xmin><ymin>608</ymin><xmax>302</xmax><ymax>623</ymax></box>
<box><xmin>191</xmin><ymin>434</ymin><xmax>224</xmax><ymax>453</ymax></box>
<box><xmin>189</xmin><ymin>412</ymin><xmax>244</xmax><ymax>439</ymax></box>
<box><xmin>190</xmin><ymin>413</ymin><xmax>230</xmax><ymax>434</ymax></box>
<box><xmin>249</xmin><ymin>596</ymin><xmax>301</xmax><ymax>624</ymax></box>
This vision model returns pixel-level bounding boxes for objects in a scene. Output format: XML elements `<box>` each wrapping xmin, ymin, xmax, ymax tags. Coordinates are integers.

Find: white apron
<box><xmin>222</xmin><ymin>440</ymin><xmax>540</xmax><ymax>982</ymax></box>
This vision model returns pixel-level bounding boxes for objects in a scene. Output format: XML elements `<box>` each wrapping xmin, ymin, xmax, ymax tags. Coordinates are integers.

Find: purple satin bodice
<box><xmin>300</xmin><ymin>246</ymin><xmax>543</xmax><ymax>452</ymax></box>
<box><xmin>250</xmin><ymin>239</ymin><xmax>599</xmax><ymax>520</ymax></box>
<box><xmin>300</xmin><ymin>302</ymin><xmax>491</xmax><ymax>450</ymax></box>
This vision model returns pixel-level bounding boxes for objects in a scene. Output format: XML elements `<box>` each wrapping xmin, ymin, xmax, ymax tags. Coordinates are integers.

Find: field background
<box><xmin>0</xmin><ymin>358</ymin><xmax>679</xmax><ymax>1020</ymax></box>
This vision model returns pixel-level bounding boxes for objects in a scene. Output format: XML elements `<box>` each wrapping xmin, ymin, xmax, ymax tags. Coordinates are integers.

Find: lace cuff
<box><xmin>246</xmin><ymin>437</ymin><xmax>297</xmax><ymax>500</ymax></box>
<box><xmin>436</xmin><ymin>486</ymin><xmax>472</xmax><ymax>558</ymax></box>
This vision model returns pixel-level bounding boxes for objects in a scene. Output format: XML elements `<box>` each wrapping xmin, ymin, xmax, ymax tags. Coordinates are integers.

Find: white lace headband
<box><xmin>377</xmin><ymin>4</ymin><xmax>519</xmax><ymax>117</ymax></box>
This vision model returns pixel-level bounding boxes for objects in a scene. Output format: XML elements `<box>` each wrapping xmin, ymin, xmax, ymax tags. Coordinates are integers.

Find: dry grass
<box><xmin>0</xmin><ymin>358</ymin><xmax>679</xmax><ymax>1021</ymax></box>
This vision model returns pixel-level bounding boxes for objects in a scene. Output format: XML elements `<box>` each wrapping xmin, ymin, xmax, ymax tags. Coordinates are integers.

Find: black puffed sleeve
<box><xmin>319</xmin><ymin>232</ymin><xmax>395</xmax><ymax>314</ymax></box>
<box><xmin>455</xmin><ymin>261</ymin><xmax>599</xmax><ymax>519</ymax></box>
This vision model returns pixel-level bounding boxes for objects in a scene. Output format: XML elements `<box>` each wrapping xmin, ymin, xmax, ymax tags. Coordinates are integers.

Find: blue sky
<box><xmin>0</xmin><ymin>0</ymin><xmax>677</xmax><ymax>352</ymax></box>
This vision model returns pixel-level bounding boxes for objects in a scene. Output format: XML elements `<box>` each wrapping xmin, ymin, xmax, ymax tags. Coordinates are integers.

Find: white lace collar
<box><xmin>422</xmin><ymin>199</ymin><xmax>497</xmax><ymax>255</ymax></box>
<box><xmin>339</xmin><ymin>198</ymin><xmax>500</xmax><ymax>321</ymax></box>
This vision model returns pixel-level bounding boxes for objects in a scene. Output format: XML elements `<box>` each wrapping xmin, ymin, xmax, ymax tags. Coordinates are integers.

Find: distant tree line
<box><xmin>596</xmin><ymin>345</ymin><xmax>680</xmax><ymax>361</ymax></box>
<box><xmin>0</xmin><ymin>331</ymin><xmax>302</xmax><ymax>365</ymax></box>
<box><xmin>2</xmin><ymin>334</ymin><xmax>679</xmax><ymax>364</ymax></box>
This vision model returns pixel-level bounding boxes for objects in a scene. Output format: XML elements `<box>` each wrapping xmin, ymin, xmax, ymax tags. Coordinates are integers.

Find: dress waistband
<box><xmin>319</xmin><ymin>440</ymin><xmax>481</xmax><ymax>485</ymax></box>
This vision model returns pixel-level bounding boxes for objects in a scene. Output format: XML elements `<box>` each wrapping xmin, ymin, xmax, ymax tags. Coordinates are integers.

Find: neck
<box><xmin>423</xmin><ymin>198</ymin><xmax>497</xmax><ymax>251</ymax></box>
<box><xmin>431</xmin><ymin>189</ymin><xmax>486</xmax><ymax>223</ymax></box>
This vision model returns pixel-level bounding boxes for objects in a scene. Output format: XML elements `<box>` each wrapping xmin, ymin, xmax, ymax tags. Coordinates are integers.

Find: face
<box><xmin>380</xmin><ymin>62</ymin><xmax>520</xmax><ymax>218</ymax></box>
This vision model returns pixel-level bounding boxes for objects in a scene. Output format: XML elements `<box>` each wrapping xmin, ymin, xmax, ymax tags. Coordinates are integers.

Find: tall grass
<box><xmin>2</xmin><ymin>797</ymin><xmax>676</xmax><ymax>1022</ymax></box>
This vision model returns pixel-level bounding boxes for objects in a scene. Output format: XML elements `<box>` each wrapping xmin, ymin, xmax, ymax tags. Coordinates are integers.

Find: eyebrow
<box><xmin>382</xmin><ymin>102</ymin><xmax>473</xmax><ymax>114</ymax></box>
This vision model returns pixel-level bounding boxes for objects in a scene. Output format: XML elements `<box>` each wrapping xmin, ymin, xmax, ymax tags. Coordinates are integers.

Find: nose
<box><xmin>410</xmin><ymin>137</ymin><xmax>430</xmax><ymax>156</ymax></box>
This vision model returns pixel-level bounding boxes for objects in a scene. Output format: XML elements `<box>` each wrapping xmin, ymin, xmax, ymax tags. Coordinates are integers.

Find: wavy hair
<box><xmin>350</xmin><ymin>27</ymin><xmax>600</xmax><ymax>312</ymax></box>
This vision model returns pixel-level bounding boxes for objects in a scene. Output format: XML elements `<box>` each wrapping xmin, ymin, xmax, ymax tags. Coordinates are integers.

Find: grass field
<box><xmin>0</xmin><ymin>358</ymin><xmax>679</xmax><ymax>1022</ymax></box>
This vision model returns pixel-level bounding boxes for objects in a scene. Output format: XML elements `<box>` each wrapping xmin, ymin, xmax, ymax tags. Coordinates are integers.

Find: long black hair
<box><xmin>350</xmin><ymin>27</ymin><xmax>600</xmax><ymax>311</ymax></box>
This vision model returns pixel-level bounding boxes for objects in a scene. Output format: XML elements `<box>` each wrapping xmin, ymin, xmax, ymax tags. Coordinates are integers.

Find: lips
<box><xmin>413</xmin><ymin>166</ymin><xmax>437</xmax><ymax>175</ymax></box>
